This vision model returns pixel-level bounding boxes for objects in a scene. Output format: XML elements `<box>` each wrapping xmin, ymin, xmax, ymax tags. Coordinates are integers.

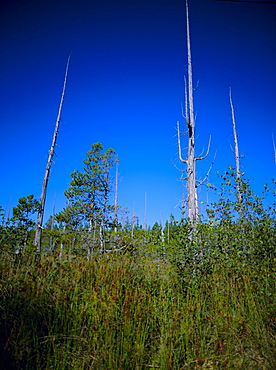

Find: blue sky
<box><xmin>1</xmin><ymin>0</ymin><xmax>275</xmax><ymax>227</ymax></box>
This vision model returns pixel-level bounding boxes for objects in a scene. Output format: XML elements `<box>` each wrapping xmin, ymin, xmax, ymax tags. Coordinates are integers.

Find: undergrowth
<box><xmin>0</xmin><ymin>252</ymin><xmax>275</xmax><ymax>369</ymax></box>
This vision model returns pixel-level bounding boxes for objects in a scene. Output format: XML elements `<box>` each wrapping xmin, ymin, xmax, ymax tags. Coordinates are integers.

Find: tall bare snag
<box><xmin>229</xmin><ymin>88</ymin><xmax>242</xmax><ymax>212</ymax></box>
<box><xmin>177</xmin><ymin>0</ymin><xmax>210</xmax><ymax>238</ymax></box>
<box><xmin>34</xmin><ymin>55</ymin><xmax>71</xmax><ymax>259</ymax></box>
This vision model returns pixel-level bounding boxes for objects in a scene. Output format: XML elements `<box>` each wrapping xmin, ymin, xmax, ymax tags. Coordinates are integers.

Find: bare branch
<box><xmin>181</xmin><ymin>102</ymin><xmax>185</xmax><ymax>119</ymax></box>
<box><xmin>195</xmin><ymin>135</ymin><xmax>212</xmax><ymax>161</ymax></box>
<box><xmin>174</xmin><ymin>197</ymin><xmax>187</xmax><ymax>209</ymax></box>
<box><xmin>193</xmin><ymin>79</ymin><xmax>199</xmax><ymax>91</ymax></box>
<box><xmin>196</xmin><ymin>151</ymin><xmax>217</xmax><ymax>187</ymax></box>
<box><xmin>228</xmin><ymin>139</ymin><xmax>234</xmax><ymax>153</ymax></box>
<box><xmin>197</xmin><ymin>137</ymin><xmax>207</xmax><ymax>158</ymax></box>
<box><xmin>171</xmin><ymin>158</ymin><xmax>186</xmax><ymax>173</ymax></box>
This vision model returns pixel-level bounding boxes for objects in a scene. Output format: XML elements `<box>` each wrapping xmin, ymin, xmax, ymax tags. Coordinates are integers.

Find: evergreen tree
<box><xmin>57</xmin><ymin>143</ymin><xmax>118</xmax><ymax>255</ymax></box>
<box><xmin>12</xmin><ymin>195</ymin><xmax>40</xmax><ymax>253</ymax></box>
<box><xmin>64</xmin><ymin>143</ymin><xmax>117</xmax><ymax>225</ymax></box>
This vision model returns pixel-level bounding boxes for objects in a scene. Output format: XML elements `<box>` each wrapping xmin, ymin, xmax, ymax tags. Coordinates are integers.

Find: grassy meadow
<box><xmin>0</xmin><ymin>249</ymin><xmax>275</xmax><ymax>369</ymax></box>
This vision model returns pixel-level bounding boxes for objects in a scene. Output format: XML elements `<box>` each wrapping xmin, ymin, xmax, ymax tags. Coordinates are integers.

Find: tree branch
<box><xmin>196</xmin><ymin>151</ymin><xmax>217</xmax><ymax>187</ymax></box>
<box><xmin>195</xmin><ymin>135</ymin><xmax>212</xmax><ymax>161</ymax></box>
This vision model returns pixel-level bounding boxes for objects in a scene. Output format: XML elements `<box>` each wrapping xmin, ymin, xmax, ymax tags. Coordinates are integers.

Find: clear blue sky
<box><xmin>1</xmin><ymin>0</ymin><xmax>275</xmax><ymax>226</ymax></box>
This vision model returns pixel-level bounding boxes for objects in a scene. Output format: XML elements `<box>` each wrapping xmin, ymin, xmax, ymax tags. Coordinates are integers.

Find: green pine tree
<box><xmin>57</xmin><ymin>143</ymin><xmax>118</xmax><ymax>256</ymax></box>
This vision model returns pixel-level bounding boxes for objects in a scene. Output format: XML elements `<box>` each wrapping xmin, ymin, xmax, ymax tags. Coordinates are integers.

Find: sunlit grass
<box><xmin>0</xmin><ymin>252</ymin><xmax>275</xmax><ymax>369</ymax></box>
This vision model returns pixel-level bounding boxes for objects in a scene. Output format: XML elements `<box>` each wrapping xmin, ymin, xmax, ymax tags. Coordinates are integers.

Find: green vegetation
<box><xmin>0</xmin><ymin>250</ymin><xmax>275</xmax><ymax>369</ymax></box>
<box><xmin>0</xmin><ymin>149</ymin><xmax>275</xmax><ymax>369</ymax></box>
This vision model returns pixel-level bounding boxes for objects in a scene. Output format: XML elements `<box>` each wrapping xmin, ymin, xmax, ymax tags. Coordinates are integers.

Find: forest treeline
<box><xmin>1</xmin><ymin>141</ymin><xmax>275</xmax><ymax>263</ymax></box>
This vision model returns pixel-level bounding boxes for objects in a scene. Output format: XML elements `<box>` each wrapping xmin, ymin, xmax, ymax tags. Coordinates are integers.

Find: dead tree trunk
<box><xmin>185</xmin><ymin>0</ymin><xmax>197</xmax><ymax>230</ymax></box>
<box><xmin>114</xmin><ymin>161</ymin><xmax>119</xmax><ymax>232</ymax></box>
<box><xmin>143</xmin><ymin>192</ymin><xmax>147</xmax><ymax>231</ymax></box>
<box><xmin>34</xmin><ymin>55</ymin><xmax>71</xmax><ymax>260</ymax></box>
<box><xmin>229</xmin><ymin>88</ymin><xmax>243</xmax><ymax>215</ymax></box>
<box><xmin>177</xmin><ymin>1</ymin><xmax>210</xmax><ymax>238</ymax></box>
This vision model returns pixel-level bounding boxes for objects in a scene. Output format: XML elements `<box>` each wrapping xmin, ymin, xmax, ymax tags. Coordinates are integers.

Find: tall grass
<box><xmin>0</xmin><ymin>252</ymin><xmax>275</xmax><ymax>369</ymax></box>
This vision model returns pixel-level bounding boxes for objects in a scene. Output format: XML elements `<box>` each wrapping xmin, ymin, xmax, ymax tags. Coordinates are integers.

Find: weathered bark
<box><xmin>34</xmin><ymin>55</ymin><xmax>71</xmax><ymax>259</ymax></box>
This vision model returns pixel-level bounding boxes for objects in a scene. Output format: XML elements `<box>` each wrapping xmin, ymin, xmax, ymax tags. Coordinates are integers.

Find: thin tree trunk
<box><xmin>229</xmin><ymin>88</ymin><xmax>242</xmax><ymax>214</ymax></box>
<box><xmin>100</xmin><ymin>220</ymin><xmax>105</xmax><ymax>253</ymax></box>
<box><xmin>59</xmin><ymin>224</ymin><xmax>66</xmax><ymax>259</ymax></box>
<box><xmin>160</xmin><ymin>212</ymin><xmax>164</xmax><ymax>244</ymax></box>
<box><xmin>93</xmin><ymin>220</ymin><xmax>97</xmax><ymax>253</ymax></box>
<box><xmin>114</xmin><ymin>161</ymin><xmax>119</xmax><ymax>232</ymax></box>
<box><xmin>49</xmin><ymin>194</ymin><xmax>56</xmax><ymax>254</ymax></box>
<box><xmin>87</xmin><ymin>219</ymin><xmax>93</xmax><ymax>261</ymax></box>
<box><xmin>143</xmin><ymin>192</ymin><xmax>147</xmax><ymax>230</ymax></box>
<box><xmin>34</xmin><ymin>55</ymin><xmax>71</xmax><ymax>260</ymax></box>
<box><xmin>131</xmin><ymin>205</ymin><xmax>136</xmax><ymax>238</ymax></box>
